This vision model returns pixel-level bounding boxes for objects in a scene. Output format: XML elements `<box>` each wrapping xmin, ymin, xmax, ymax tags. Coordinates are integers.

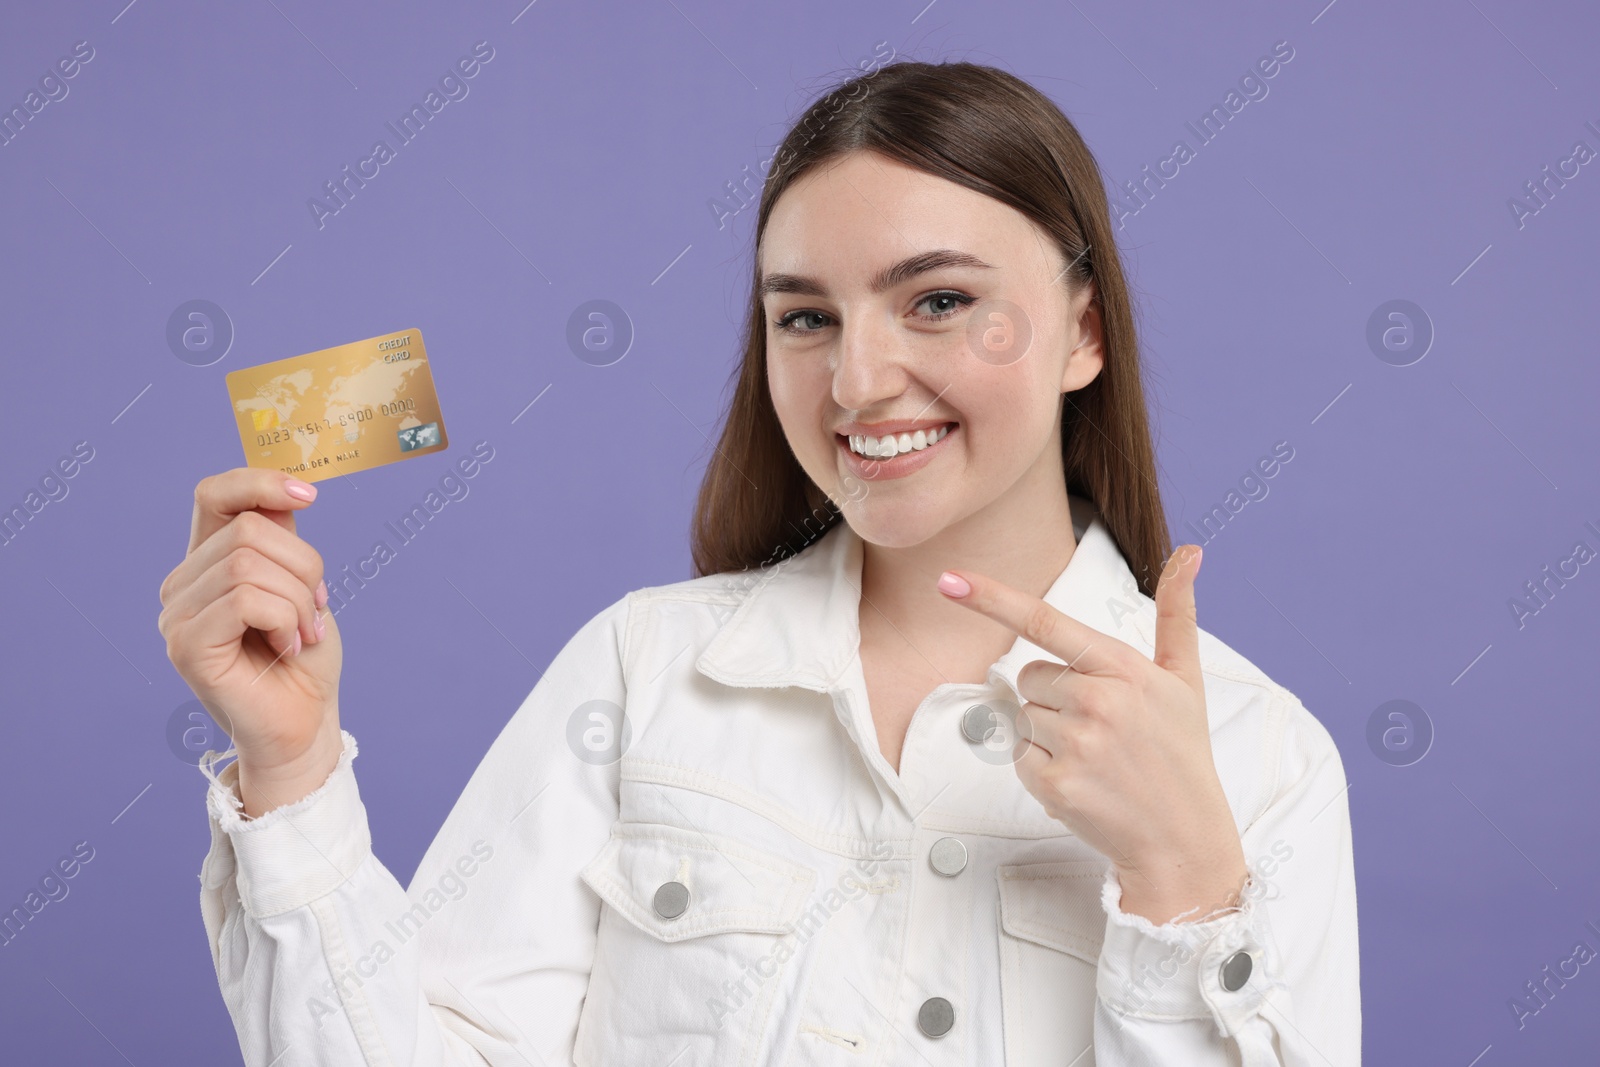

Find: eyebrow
<box><xmin>759</xmin><ymin>248</ymin><xmax>996</xmax><ymax>299</ymax></box>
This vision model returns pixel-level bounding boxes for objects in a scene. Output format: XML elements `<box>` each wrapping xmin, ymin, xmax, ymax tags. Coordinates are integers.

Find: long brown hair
<box><xmin>689</xmin><ymin>59</ymin><xmax>1172</xmax><ymax>597</ymax></box>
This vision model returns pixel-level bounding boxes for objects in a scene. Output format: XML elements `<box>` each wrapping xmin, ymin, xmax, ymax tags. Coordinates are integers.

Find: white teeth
<box><xmin>847</xmin><ymin>424</ymin><xmax>950</xmax><ymax>458</ymax></box>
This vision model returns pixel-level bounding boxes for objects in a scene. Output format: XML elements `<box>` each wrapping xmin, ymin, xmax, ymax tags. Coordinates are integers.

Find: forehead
<box><xmin>760</xmin><ymin>151</ymin><xmax>1050</xmax><ymax>285</ymax></box>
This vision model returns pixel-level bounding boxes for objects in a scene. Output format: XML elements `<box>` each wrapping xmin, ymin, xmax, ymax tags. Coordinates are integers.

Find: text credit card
<box><xmin>226</xmin><ymin>327</ymin><xmax>449</xmax><ymax>484</ymax></box>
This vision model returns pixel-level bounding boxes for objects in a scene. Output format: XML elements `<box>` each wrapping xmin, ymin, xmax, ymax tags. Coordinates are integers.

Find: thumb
<box><xmin>1153</xmin><ymin>544</ymin><xmax>1203</xmax><ymax>690</ymax></box>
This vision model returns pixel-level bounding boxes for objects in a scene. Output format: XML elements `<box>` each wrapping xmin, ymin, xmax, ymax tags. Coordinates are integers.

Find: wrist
<box><xmin>236</xmin><ymin>716</ymin><xmax>343</xmax><ymax>819</ymax></box>
<box><xmin>1113</xmin><ymin>840</ymin><xmax>1249</xmax><ymax>925</ymax></box>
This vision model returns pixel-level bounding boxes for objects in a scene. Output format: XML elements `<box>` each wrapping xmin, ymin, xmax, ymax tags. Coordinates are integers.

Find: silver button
<box><xmin>929</xmin><ymin>837</ymin><xmax>967</xmax><ymax>877</ymax></box>
<box><xmin>653</xmin><ymin>880</ymin><xmax>689</xmax><ymax>919</ymax></box>
<box><xmin>1220</xmin><ymin>949</ymin><xmax>1252</xmax><ymax>992</ymax></box>
<box><xmin>917</xmin><ymin>996</ymin><xmax>955</xmax><ymax>1037</ymax></box>
<box><xmin>961</xmin><ymin>704</ymin><xmax>998</xmax><ymax>743</ymax></box>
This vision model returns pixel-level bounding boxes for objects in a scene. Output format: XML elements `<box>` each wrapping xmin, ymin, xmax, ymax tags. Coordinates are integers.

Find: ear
<box><xmin>1061</xmin><ymin>281</ymin><xmax>1105</xmax><ymax>393</ymax></box>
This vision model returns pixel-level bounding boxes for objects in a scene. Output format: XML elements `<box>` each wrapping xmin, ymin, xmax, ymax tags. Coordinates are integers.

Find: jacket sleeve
<box><xmin>1089</xmin><ymin>690</ymin><xmax>1362</xmax><ymax>1065</ymax></box>
<box><xmin>196</xmin><ymin>591</ymin><xmax>634</xmax><ymax>1066</ymax></box>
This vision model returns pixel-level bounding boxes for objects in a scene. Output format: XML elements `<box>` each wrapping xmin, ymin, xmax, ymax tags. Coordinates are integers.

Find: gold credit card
<box><xmin>226</xmin><ymin>327</ymin><xmax>448</xmax><ymax>483</ymax></box>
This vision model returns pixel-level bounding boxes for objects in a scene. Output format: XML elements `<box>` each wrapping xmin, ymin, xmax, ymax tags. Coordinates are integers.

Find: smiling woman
<box><xmin>695</xmin><ymin>70</ymin><xmax>1167</xmax><ymax>586</ymax></box>
<box><xmin>168</xmin><ymin>57</ymin><xmax>1359</xmax><ymax>1067</ymax></box>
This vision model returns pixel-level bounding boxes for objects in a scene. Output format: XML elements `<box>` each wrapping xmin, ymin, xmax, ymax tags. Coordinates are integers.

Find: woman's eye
<box><xmin>773</xmin><ymin>310</ymin><xmax>832</xmax><ymax>335</ymax></box>
<box><xmin>915</xmin><ymin>291</ymin><xmax>976</xmax><ymax>320</ymax></box>
<box><xmin>771</xmin><ymin>292</ymin><xmax>975</xmax><ymax>336</ymax></box>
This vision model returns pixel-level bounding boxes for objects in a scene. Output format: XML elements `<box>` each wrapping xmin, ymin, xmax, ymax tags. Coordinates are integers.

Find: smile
<box><xmin>835</xmin><ymin>422</ymin><xmax>958</xmax><ymax>481</ymax></box>
<box><xmin>846</xmin><ymin>424</ymin><xmax>952</xmax><ymax>458</ymax></box>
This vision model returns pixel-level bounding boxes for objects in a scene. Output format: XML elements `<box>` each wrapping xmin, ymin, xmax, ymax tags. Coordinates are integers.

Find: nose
<box><xmin>831</xmin><ymin>310</ymin><xmax>910</xmax><ymax>413</ymax></box>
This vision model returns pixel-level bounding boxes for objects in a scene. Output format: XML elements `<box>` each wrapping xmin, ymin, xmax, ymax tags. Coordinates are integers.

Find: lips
<box><xmin>835</xmin><ymin>421</ymin><xmax>958</xmax><ymax>481</ymax></box>
<box><xmin>835</xmin><ymin>417</ymin><xmax>958</xmax><ymax>438</ymax></box>
<box><xmin>844</xmin><ymin>422</ymin><xmax>952</xmax><ymax>459</ymax></box>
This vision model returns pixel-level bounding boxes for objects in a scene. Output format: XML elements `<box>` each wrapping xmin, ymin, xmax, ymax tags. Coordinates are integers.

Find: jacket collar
<box><xmin>694</xmin><ymin>495</ymin><xmax>1153</xmax><ymax>704</ymax></box>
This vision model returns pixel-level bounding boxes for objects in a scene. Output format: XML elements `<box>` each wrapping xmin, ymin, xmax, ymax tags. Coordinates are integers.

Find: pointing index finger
<box><xmin>937</xmin><ymin>569</ymin><xmax>1128</xmax><ymax>675</ymax></box>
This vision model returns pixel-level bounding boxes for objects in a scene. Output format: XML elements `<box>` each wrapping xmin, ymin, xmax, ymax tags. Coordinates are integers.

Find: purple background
<box><xmin>1</xmin><ymin>0</ymin><xmax>1596</xmax><ymax>1061</ymax></box>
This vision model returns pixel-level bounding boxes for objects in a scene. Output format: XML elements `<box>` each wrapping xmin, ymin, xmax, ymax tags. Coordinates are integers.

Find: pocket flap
<box><xmin>580</xmin><ymin>822</ymin><xmax>816</xmax><ymax>941</ymax></box>
<box><xmin>996</xmin><ymin>859</ymin><xmax>1108</xmax><ymax>965</ymax></box>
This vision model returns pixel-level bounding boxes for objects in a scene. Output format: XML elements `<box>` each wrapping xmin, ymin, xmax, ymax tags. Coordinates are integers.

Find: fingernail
<box><xmin>291</xmin><ymin>631</ymin><xmax>302</xmax><ymax>656</ymax></box>
<box><xmin>937</xmin><ymin>571</ymin><xmax>971</xmax><ymax>598</ymax></box>
<box><xmin>315</xmin><ymin>578</ymin><xmax>328</xmax><ymax>607</ymax></box>
<box><xmin>313</xmin><ymin>611</ymin><xmax>325</xmax><ymax>640</ymax></box>
<box><xmin>285</xmin><ymin>478</ymin><xmax>317</xmax><ymax>501</ymax></box>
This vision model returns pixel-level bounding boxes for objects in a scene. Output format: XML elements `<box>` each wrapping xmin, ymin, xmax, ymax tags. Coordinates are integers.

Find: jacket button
<box><xmin>929</xmin><ymin>837</ymin><xmax>967</xmax><ymax>877</ymax></box>
<box><xmin>653</xmin><ymin>880</ymin><xmax>690</xmax><ymax>919</ymax></box>
<box><xmin>1220</xmin><ymin>949</ymin><xmax>1253</xmax><ymax>991</ymax></box>
<box><xmin>917</xmin><ymin>996</ymin><xmax>955</xmax><ymax>1038</ymax></box>
<box><xmin>961</xmin><ymin>704</ymin><xmax>998</xmax><ymax>743</ymax></box>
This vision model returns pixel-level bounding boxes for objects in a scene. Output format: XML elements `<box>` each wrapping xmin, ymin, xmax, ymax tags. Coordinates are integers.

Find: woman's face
<box><xmin>762</xmin><ymin>150</ymin><xmax>1104</xmax><ymax>548</ymax></box>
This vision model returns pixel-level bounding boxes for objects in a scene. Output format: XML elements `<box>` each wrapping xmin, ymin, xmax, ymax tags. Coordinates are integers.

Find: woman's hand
<box><xmin>937</xmin><ymin>544</ymin><xmax>1248</xmax><ymax>924</ymax></box>
<box><xmin>158</xmin><ymin>468</ymin><xmax>345</xmax><ymax>817</ymax></box>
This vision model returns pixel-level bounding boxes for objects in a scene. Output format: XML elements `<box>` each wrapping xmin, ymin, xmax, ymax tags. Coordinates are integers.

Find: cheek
<box><xmin>767</xmin><ymin>354</ymin><xmax>832</xmax><ymax>448</ymax></box>
<box><xmin>956</xmin><ymin>364</ymin><xmax>1057</xmax><ymax>459</ymax></box>
<box><xmin>766</xmin><ymin>354</ymin><xmax>800</xmax><ymax>421</ymax></box>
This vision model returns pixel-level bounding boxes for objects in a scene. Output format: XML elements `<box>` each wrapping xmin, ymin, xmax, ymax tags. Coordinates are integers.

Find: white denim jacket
<box><xmin>197</xmin><ymin>495</ymin><xmax>1360</xmax><ymax>1065</ymax></box>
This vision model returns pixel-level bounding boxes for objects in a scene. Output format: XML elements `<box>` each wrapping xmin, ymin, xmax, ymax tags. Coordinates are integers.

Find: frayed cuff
<box><xmin>198</xmin><ymin>731</ymin><xmax>371</xmax><ymax>918</ymax></box>
<box><xmin>1099</xmin><ymin>863</ymin><xmax>1253</xmax><ymax>938</ymax></box>
<box><xmin>200</xmin><ymin>731</ymin><xmax>359</xmax><ymax>834</ymax></box>
<box><xmin>1096</xmin><ymin>865</ymin><xmax>1276</xmax><ymax>1035</ymax></box>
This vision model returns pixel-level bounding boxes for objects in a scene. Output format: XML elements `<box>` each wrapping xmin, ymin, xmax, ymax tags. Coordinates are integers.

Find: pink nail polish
<box><xmin>313</xmin><ymin>611</ymin><xmax>325</xmax><ymax>640</ymax></box>
<box><xmin>291</xmin><ymin>631</ymin><xmax>302</xmax><ymax>656</ymax></box>
<box><xmin>315</xmin><ymin>579</ymin><xmax>328</xmax><ymax>607</ymax></box>
<box><xmin>938</xmin><ymin>571</ymin><xmax>971</xmax><ymax>597</ymax></box>
<box><xmin>285</xmin><ymin>478</ymin><xmax>317</xmax><ymax>501</ymax></box>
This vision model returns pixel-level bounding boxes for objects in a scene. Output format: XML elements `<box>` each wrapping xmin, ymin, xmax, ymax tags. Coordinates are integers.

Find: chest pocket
<box><xmin>996</xmin><ymin>859</ymin><xmax>1107</xmax><ymax>1066</ymax></box>
<box><xmin>574</xmin><ymin>821</ymin><xmax>817</xmax><ymax>1067</ymax></box>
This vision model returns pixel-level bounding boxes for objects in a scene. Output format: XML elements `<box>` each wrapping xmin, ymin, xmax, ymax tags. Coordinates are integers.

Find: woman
<box><xmin>159</xmin><ymin>60</ymin><xmax>1359</xmax><ymax>1065</ymax></box>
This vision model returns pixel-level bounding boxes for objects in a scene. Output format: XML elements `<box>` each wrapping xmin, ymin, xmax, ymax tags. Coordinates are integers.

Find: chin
<box><xmin>836</xmin><ymin>500</ymin><xmax>953</xmax><ymax>550</ymax></box>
